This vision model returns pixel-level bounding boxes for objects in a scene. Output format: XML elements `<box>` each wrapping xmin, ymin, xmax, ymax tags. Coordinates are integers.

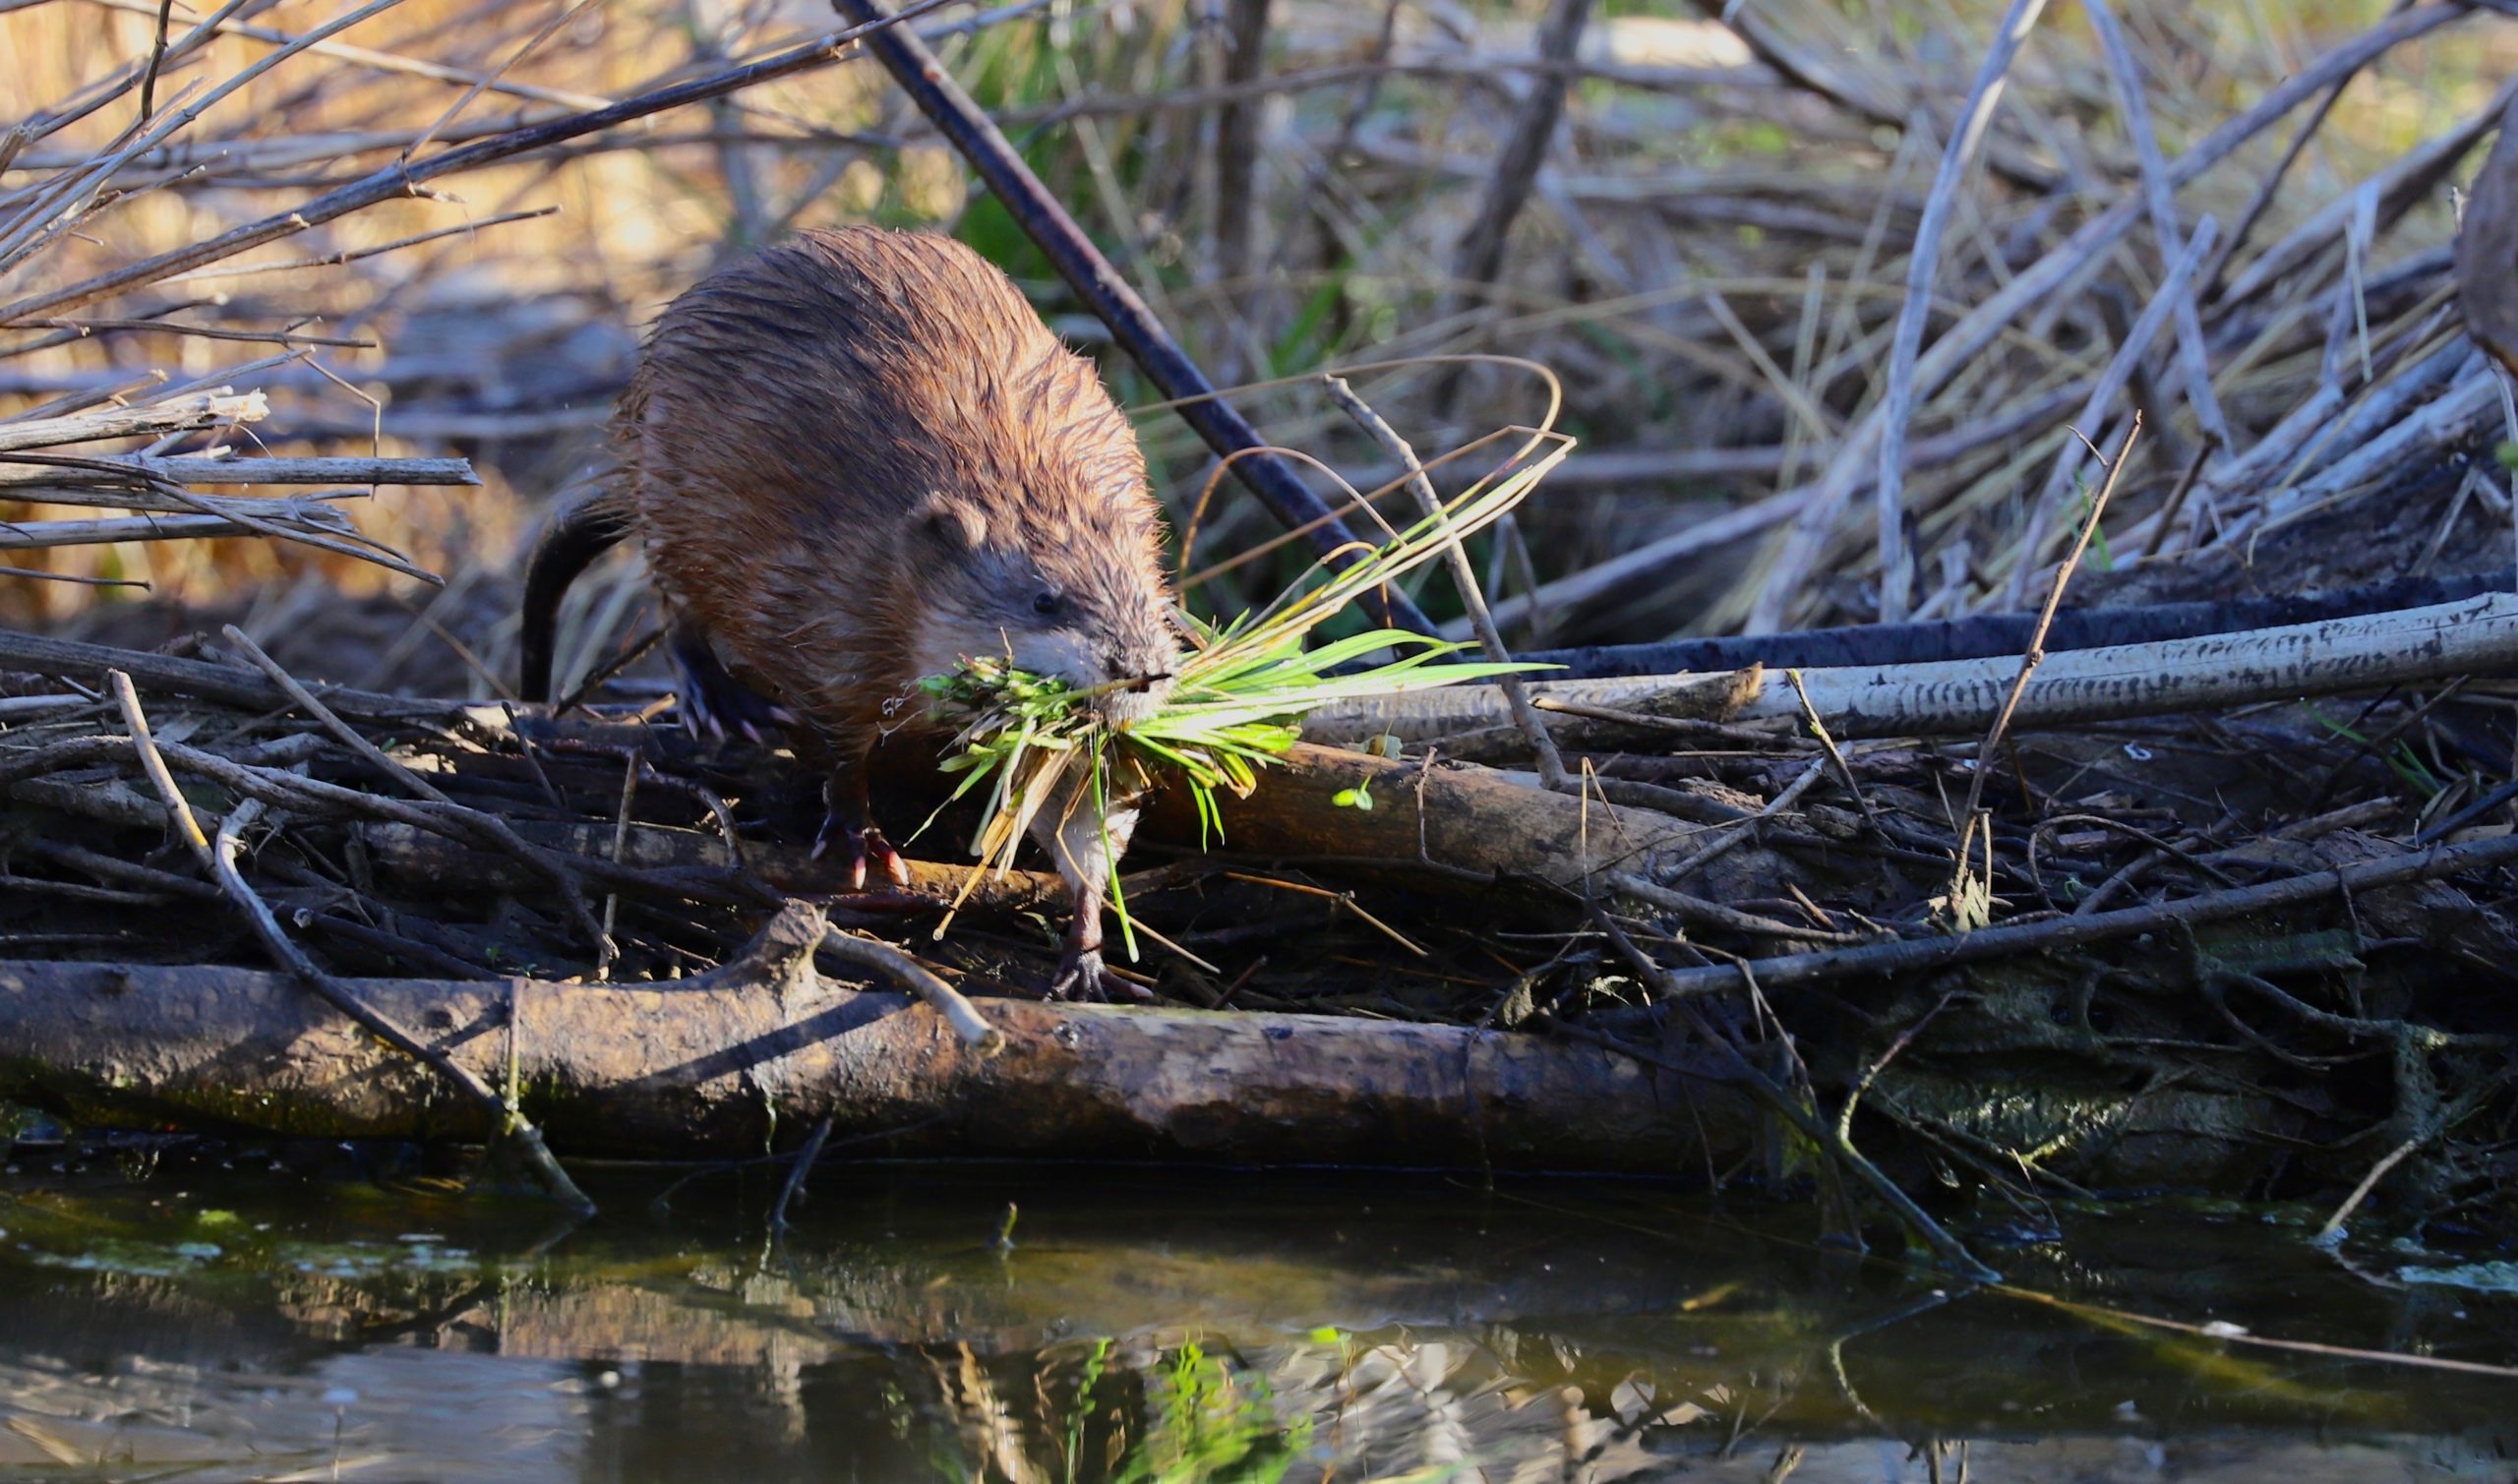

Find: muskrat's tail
<box><xmin>519</xmin><ymin>481</ymin><xmax>635</xmax><ymax>703</ymax></box>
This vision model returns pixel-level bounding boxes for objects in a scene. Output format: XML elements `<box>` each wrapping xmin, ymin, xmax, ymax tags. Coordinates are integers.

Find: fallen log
<box><xmin>0</xmin><ymin>906</ymin><xmax>1753</xmax><ymax>1169</ymax></box>
<box><xmin>1308</xmin><ymin>592</ymin><xmax>2518</xmax><ymax>749</ymax></box>
<box><xmin>1502</xmin><ymin>564</ymin><xmax>2518</xmax><ymax>680</ymax></box>
<box><xmin>1139</xmin><ymin>742</ymin><xmax>1726</xmax><ymax>893</ymax></box>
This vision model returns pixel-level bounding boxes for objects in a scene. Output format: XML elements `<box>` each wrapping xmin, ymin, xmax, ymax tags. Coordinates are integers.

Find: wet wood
<box><xmin>0</xmin><ymin>907</ymin><xmax>1753</xmax><ymax>1170</ymax></box>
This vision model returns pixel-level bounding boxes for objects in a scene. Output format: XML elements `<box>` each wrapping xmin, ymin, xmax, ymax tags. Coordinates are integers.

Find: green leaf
<box><xmin>918</xmin><ymin>426</ymin><xmax>1574</xmax><ymax>924</ymax></box>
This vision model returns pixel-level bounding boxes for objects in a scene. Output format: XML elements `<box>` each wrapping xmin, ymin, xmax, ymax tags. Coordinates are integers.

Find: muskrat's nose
<box><xmin>1092</xmin><ymin>670</ymin><xmax>1171</xmax><ymax>727</ymax></box>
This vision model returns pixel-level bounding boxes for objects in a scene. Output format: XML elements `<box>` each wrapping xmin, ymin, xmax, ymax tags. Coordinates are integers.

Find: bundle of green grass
<box><xmin>915</xmin><ymin>441</ymin><xmax>1563</xmax><ymax>937</ymax></box>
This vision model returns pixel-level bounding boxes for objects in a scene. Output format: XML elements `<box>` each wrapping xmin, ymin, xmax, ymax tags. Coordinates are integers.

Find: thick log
<box><xmin>0</xmin><ymin>934</ymin><xmax>1751</xmax><ymax>1170</ymax></box>
<box><xmin>1141</xmin><ymin>742</ymin><xmax>1712</xmax><ymax>893</ymax></box>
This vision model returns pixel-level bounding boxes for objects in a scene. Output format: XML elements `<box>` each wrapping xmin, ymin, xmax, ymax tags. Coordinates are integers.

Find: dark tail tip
<box><xmin>519</xmin><ymin>488</ymin><xmax>635</xmax><ymax>702</ymax></box>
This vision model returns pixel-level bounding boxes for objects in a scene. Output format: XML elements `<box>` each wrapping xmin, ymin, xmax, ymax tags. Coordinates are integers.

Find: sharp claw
<box><xmin>859</xmin><ymin>826</ymin><xmax>910</xmax><ymax>888</ymax></box>
<box><xmin>1049</xmin><ymin>947</ymin><xmax>1108</xmax><ymax>1002</ymax></box>
<box><xmin>669</xmin><ymin>630</ymin><xmax>791</xmax><ymax>745</ymax></box>
<box><xmin>813</xmin><ymin>810</ymin><xmax>901</xmax><ymax>893</ymax></box>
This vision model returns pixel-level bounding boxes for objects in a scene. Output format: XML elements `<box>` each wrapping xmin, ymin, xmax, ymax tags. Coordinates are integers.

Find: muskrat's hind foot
<box><xmin>1048</xmin><ymin>913</ymin><xmax>1149</xmax><ymax>1003</ymax></box>
<box><xmin>669</xmin><ymin>626</ymin><xmax>796</xmax><ymax>744</ymax></box>
<box><xmin>1048</xmin><ymin>945</ymin><xmax>1106</xmax><ymax>1002</ymax></box>
<box><xmin>812</xmin><ymin>771</ymin><xmax>911</xmax><ymax>891</ymax></box>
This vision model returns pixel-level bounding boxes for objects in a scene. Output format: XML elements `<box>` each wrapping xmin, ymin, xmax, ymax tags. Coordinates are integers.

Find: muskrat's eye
<box><xmin>1031</xmin><ymin>590</ymin><xmax>1063</xmax><ymax>617</ymax></box>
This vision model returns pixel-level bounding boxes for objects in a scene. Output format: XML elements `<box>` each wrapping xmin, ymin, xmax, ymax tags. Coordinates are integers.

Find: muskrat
<box><xmin>520</xmin><ymin>226</ymin><xmax>1180</xmax><ymax>997</ymax></box>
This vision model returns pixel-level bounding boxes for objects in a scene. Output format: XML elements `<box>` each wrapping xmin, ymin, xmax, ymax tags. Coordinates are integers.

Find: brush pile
<box><xmin>3</xmin><ymin>0</ymin><xmax>2517</xmax><ymax>1267</ymax></box>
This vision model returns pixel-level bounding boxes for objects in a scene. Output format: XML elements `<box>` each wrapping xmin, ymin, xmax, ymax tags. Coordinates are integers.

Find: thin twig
<box><xmin>1594</xmin><ymin>908</ymin><xmax>1999</xmax><ymax>1282</ymax></box>
<box><xmin>598</xmin><ymin>751</ymin><xmax>637</xmax><ymax>976</ymax></box>
<box><xmin>109</xmin><ymin>669</ymin><xmax>213</xmax><ymax>866</ymax></box>
<box><xmin>1652</xmin><ymin>807</ymin><xmax>2518</xmax><ymax>999</ymax></box>
<box><xmin>2200</xmin><ymin>0</ymin><xmax>2413</xmax><ymax>301</ymax></box>
<box><xmin>555</xmin><ymin>625</ymin><xmax>665</xmax><ymax>716</ymax></box>
<box><xmin>136</xmin><ymin>0</ymin><xmax>177</xmax><ymax>123</ymax></box>
<box><xmin>2085</xmin><ymin>0</ymin><xmax>2234</xmax><ymax>457</ymax></box>
<box><xmin>0</xmin><ymin>0</ymin><xmax>961</xmax><ymax>325</ymax></box>
<box><xmin>1432</xmin><ymin>0</ymin><xmax>1592</xmax><ymax>415</ymax></box>
<box><xmin>2129</xmin><ymin>432</ymin><xmax>2220</xmax><ymax>562</ymax></box>
<box><xmin>1785</xmin><ymin>669</ymin><xmax>1878</xmax><ymax>829</ymax></box>
<box><xmin>158</xmin><ymin>206</ymin><xmax>560</xmax><ymax>284</ymax></box>
<box><xmin>225</xmin><ymin>799</ymin><xmax>593</xmax><ymax>1212</ymax></box>
<box><xmin>769</xmin><ymin>1115</ymin><xmax>836</xmax><ymax>1234</ymax></box>
<box><xmin>1221</xmin><ymin>870</ymin><xmax>1427</xmax><ymax>957</ymax></box>
<box><xmin>2002</xmin><ymin>225</ymin><xmax>2206</xmax><ymax>606</ymax></box>
<box><xmin>1322</xmin><ymin>374</ymin><xmax>1569</xmax><ymax>789</ymax></box>
<box><xmin>1993</xmin><ymin>1282</ymin><xmax>2518</xmax><ymax>1381</ymax></box>
<box><xmin>219</xmin><ymin>625</ymin><xmax>452</xmax><ymax>804</ymax></box>
<box><xmin>1650</xmin><ymin>756</ymin><xmax>1828</xmax><ymax>886</ymax></box>
<box><xmin>827</xmin><ymin>0</ymin><xmax>1427</xmax><ymax>633</ymax></box>
<box><xmin>817</xmin><ymin>925</ymin><xmax>1002</xmax><ymax>1054</ymax></box>
<box><xmin>83</xmin><ymin>0</ymin><xmax>616</xmax><ymax>111</ymax></box>
<box><xmin>109</xmin><ymin>672</ymin><xmax>591</xmax><ymax>1211</ymax></box>
<box><xmin>1961</xmin><ymin>415</ymin><xmax>2142</xmax><ymax>831</ymax></box>
<box><xmin>1872</xmin><ymin>0</ymin><xmax>2051</xmax><ymax>623</ymax></box>
<box><xmin>2312</xmin><ymin>1134</ymin><xmax>2428</xmax><ymax>1243</ymax></box>
<box><xmin>217</xmin><ymin>625</ymin><xmax>608</xmax><ymax>945</ymax></box>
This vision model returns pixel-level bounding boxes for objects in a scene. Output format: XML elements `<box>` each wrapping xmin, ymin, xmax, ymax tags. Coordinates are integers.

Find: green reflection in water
<box><xmin>0</xmin><ymin>1160</ymin><xmax>2509</xmax><ymax>1482</ymax></box>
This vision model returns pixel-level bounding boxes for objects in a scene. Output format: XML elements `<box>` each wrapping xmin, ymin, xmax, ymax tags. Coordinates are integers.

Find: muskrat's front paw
<box><xmin>810</xmin><ymin>816</ymin><xmax>911</xmax><ymax>890</ymax></box>
<box><xmin>668</xmin><ymin>629</ymin><xmax>794</xmax><ymax>745</ymax></box>
<box><xmin>677</xmin><ymin>685</ymin><xmax>795</xmax><ymax>746</ymax></box>
<box><xmin>860</xmin><ymin>826</ymin><xmax>910</xmax><ymax>888</ymax></box>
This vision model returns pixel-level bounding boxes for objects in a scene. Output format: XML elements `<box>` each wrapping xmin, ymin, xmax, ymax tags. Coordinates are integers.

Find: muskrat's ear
<box><xmin>908</xmin><ymin>492</ymin><xmax>989</xmax><ymax>555</ymax></box>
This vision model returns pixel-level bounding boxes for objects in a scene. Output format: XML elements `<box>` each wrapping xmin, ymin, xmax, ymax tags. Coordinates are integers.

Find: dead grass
<box><xmin>0</xmin><ymin>0</ymin><xmax>2510</xmax><ymax>680</ymax></box>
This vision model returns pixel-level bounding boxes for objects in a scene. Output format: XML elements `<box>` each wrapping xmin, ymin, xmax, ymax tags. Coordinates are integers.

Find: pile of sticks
<box><xmin>4</xmin><ymin>1</ymin><xmax>2515</xmax><ymax>1277</ymax></box>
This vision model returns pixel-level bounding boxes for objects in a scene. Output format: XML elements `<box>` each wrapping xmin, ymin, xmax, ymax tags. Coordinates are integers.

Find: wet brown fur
<box><xmin>610</xmin><ymin>228</ymin><xmax>1180</xmax><ymax>992</ymax></box>
<box><xmin>621</xmin><ymin>226</ymin><xmax>1175</xmax><ymax>769</ymax></box>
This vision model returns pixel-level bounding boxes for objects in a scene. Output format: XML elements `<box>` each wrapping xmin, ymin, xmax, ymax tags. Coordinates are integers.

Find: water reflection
<box><xmin>0</xmin><ymin>1163</ymin><xmax>2509</xmax><ymax>1481</ymax></box>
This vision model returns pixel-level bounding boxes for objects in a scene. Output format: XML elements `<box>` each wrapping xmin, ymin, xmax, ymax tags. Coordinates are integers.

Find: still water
<box><xmin>0</xmin><ymin>1157</ymin><xmax>2509</xmax><ymax>1482</ymax></box>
